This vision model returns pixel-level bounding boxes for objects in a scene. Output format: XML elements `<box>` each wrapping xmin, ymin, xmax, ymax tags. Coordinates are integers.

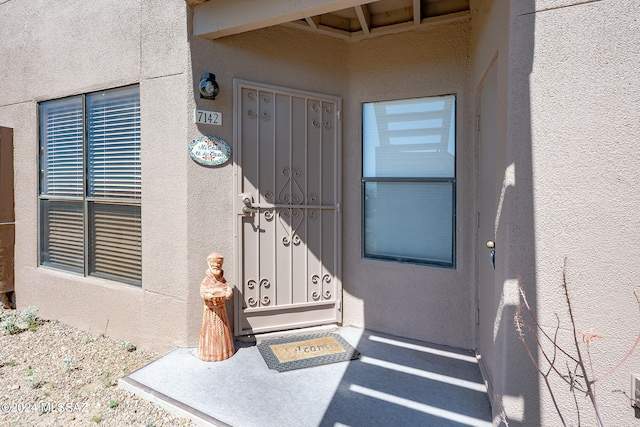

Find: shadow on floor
<box><xmin>120</xmin><ymin>327</ymin><xmax>492</xmax><ymax>427</ymax></box>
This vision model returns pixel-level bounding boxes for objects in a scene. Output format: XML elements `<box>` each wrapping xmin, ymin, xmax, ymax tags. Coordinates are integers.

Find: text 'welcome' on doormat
<box><xmin>257</xmin><ymin>333</ymin><xmax>360</xmax><ymax>372</ymax></box>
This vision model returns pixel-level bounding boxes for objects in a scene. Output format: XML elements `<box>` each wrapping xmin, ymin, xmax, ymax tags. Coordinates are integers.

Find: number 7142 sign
<box><xmin>195</xmin><ymin>109</ymin><xmax>222</xmax><ymax>125</ymax></box>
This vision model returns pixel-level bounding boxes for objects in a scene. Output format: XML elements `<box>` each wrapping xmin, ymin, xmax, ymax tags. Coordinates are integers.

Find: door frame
<box><xmin>232</xmin><ymin>79</ymin><xmax>343</xmax><ymax>336</ymax></box>
<box><xmin>476</xmin><ymin>55</ymin><xmax>499</xmax><ymax>393</ymax></box>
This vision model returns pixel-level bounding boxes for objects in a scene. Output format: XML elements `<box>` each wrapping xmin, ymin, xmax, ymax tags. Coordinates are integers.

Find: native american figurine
<box><xmin>198</xmin><ymin>253</ymin><xmax>235</xmax><ymax>362</ymax></box>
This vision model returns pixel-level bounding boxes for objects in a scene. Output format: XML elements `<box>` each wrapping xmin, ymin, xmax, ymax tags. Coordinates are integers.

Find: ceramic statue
<box><xmin>198</xmin><ymin>253</ymin><xmax>235</xmax><ymax>362</ymax></box>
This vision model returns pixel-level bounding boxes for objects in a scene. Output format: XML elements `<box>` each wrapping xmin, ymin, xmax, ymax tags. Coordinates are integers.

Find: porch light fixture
<box><xmin>199</xmin><ymin>73</ymin><xmax>219</xmax><ymax>100</ymax></box>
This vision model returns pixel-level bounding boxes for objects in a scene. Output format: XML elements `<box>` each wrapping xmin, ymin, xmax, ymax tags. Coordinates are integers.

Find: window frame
<box><xmin>37</xmin><ymin>85</ymin><xmax>142</xmax><ymax>286</ymax></box>
<box><xmin>361</xmin><ymin>94</ymin><xmax>457</xmax><ymax>268</ymax></box>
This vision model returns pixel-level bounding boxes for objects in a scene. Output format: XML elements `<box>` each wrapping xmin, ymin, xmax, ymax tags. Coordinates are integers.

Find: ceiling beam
<box><xmin>305</xmin><ymin>16</ymin><xmax>320</xmax><ymax>29</ymax></box>
<box><xmin>354</xmin><ymin>5</ymin><xmax>370</xmax><ymax>35</ymax></box>
<box><xmin>350</xmin><ymin>10</ymin><xmax>470</xmax><ymax>41</ymax></box>
<box><xmin>284</xmin><ymin>20</ymin><xmax>352</xmax><ymax>41</ymax></box>
<box><xmin>194</xmin><ymin>0</ymin><xmax>374</xmax><ymax>39</ymax></box>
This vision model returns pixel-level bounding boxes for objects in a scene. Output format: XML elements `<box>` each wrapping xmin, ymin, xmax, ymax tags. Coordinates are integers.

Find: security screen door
<box><xmin>234</xmin><ymin>80</ymin><xmax>342</xmax><ymax>336</ymax></box>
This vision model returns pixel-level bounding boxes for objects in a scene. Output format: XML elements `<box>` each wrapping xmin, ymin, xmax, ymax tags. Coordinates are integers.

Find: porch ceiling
<box><xmin>189</xmin><ymin>0</ymin><xmax>470</xmax><ymax>41</ymax></box>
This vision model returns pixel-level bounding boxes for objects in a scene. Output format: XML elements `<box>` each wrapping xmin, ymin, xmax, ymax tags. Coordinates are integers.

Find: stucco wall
<box><xmin>343</xmin><ymin>23</ymin><xmax>474</xmax><ymax>348</ymax></box>
<box><xmin>184</xmin><ymin>24</ymin><xmax>351</xmax><ymax>342</ymax></box>
<box><xmin>471</xmin><ymin>0</ymin><xmax>546</xmax><ymax>424</ymax></box>
<box><xmin>0</xmin><ymin>0</ymin><xmax>192</xmax><ymax>351</ymax></box>
<box><xmin>3</xmin><ymin>0</ymin><xmax>639</xmax><ymax>424</ymax></box>
<box><xmin>469</xmin><ymin>0</ymin><xmax>640</xmax><ymax>425</ymax></box>
<box><xmin>186</xmin><ymin>19</ymin><xmax>475</xmax><ymax>349</ymax></box>
<box><xmin>1</xmin><ymin>0</ymin><xmax>477</xmax><ymax>352</ymax></box>
<box><xmin>517</xmin><ymin>0</ymin><xmax>640</xmax><ymax>425</ymax></box>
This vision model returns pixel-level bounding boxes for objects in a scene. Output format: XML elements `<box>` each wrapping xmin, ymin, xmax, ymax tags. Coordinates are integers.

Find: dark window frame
<box><xmin>38</xmin><ymin>85</ymin><xmax>141</xmax><ymax>286</ymax></box>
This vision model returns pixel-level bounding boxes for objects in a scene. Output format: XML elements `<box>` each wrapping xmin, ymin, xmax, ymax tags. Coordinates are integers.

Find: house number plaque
<box><xmin>188</xmin><ymin>135</ymin><xmax>231</xmax><ymax>167</ymax></box>
<box><xmin>195</xmin><ymin>109</ymin><xmax>222</xmax><ymax>125</ymax></box>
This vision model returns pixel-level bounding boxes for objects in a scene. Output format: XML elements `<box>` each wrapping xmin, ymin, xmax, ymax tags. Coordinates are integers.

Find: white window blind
<box><xmin>40</xmin><ymin>200</ymin><xmax>84</xmax><ymax>272</ymax></box>
<box><xmin>89</xmin><ymin>203</ymin><xmax>141</xmax><ymax>284</ymax></box>
<box><xmin>40</xmin><ymin>96</ymin><xmax>84</xmax><ymax>197</ymax></box>
<box><xmin>364</xmin><ymin>182</ymin><xmax>453</xmax><ymax>263</ymax></box>
<box><xmin>39</xmin><ymin>86</ymin><xmax>141</xmax><ymax>285</ymax></box>
<box><xmin>87</xmin><ymin>86</ymin><xmax>141</xmax><ymax>199</ymax></box>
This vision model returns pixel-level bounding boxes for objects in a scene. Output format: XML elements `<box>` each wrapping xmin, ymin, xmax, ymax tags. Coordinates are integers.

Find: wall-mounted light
<box><xmin>199</xmin><ymin>73</ymin><xmax>219</xmax><ymax>100</ymax></box>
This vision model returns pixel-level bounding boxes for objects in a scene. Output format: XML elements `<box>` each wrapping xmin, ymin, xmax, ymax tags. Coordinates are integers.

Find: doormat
<box><xmin>257</xmin><ymin>333</ymin><xmax>360</xmax><ymax>372</ymax></box>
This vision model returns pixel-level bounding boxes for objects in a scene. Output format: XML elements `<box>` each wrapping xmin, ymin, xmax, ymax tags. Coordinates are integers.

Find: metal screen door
<box><xmin>234</xmin><ymin>80</ymin><xmax>342</xmax><ymax>336</ymax></box>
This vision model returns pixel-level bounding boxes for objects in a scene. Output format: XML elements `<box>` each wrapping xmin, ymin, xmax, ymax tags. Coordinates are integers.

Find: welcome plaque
<box><xmin>188</xmin><ymin>135</ymin><xmax>231</xmax><ymax>167</ymax></box>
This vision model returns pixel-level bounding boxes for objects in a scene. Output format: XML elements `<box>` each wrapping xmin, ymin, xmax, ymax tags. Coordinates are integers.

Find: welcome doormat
<box><xmin>257</xmin><ymin>333</ymin><xmax>360</xmax><ymax>372</ymax></box>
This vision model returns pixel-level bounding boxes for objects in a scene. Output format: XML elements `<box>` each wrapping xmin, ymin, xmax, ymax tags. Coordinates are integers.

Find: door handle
<box><xmin>241</xmin><ymin>194</ymin><xmax>258</xmax><ymax>215</ymax></box>
<box><xmin>486</xmin><ymin>240</ymin><xmax>495</xmax><ymax>270</ymax></box>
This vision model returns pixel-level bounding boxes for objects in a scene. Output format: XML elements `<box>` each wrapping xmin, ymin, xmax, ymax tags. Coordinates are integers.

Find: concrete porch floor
<box><xmin>119</xmin><ymin>327</ymin><xmax>493</xmax><ymax>427</ymax></box>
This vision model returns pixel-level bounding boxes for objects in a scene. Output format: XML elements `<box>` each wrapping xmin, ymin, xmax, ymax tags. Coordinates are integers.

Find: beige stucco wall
<box><xmin>518</xmin><ymin>0</ymin><xmax>640</xmax><ymax>425</ymax></box>
<box><xmin>184</xmin><ymin>24</ymin><xmax>352</xmax><ymax>343</ymax></box>
<box><xmin>0</xmin><ymin>0</ymin><xmax>193</xmax><ymax>352</ymax></box>
<box><xmin>342</xmin><ymin>22</ymin><xmax>474</xmax><ymax>348</ymax></box>
<box><xmin>5</xmin><ymin>0</ymin><xmax>639</xmax><ymax>423</ymax></box>
<box><xmin>186</xmin><ymin>20</ymin><xmax>475</xmax><ymax>349</ymax></box>
<box><xmin>470</xmin><ymin>0</ymin><xmax>640</xmax><ymax>425</ymax></box>
<box><xmin>1</xmin><ymin>0</ymin><xmax>476</xmax><ymax>352</ymax></box>
<box><xmin>471</xmin><ymin>0</ymin><xmax>543</xmax><ymax>424</ymax></box>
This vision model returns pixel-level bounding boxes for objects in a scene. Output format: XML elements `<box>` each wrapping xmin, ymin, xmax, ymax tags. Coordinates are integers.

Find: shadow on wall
<box><xmin>488</xmin><ymin>0</ymin><xmax>539</xmax><ymax>425</ymax></box>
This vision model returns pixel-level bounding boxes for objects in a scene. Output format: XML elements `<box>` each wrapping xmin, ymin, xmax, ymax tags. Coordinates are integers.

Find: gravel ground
<box><xmin>0</xmin><ymin>307</ymin><xmax>194</xmax><ymax>426</ymax></box>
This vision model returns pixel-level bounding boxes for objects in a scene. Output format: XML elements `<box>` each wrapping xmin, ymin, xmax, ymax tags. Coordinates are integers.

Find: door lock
<box><xmin>240</xmin><ymin>194</ymin><xmax>258</xmax><ymax>215</ymax></box>
<box><xmin>486</xmin><ymin>240</ymin><xmax>495</xmax><ymax>270</ymax></box>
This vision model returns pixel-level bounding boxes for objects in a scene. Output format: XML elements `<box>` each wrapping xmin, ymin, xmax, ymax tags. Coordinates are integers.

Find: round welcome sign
<box><xmin>188</xmin><ymin>135</ymin><xmax>231</xmax><ymax>167</ymax></box>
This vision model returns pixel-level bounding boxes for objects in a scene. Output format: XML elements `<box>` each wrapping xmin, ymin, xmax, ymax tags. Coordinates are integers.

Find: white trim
<box><xmin>194</xmin><ymin>0</ymin><xmax>372</xmax><ymax>39</ymax></box>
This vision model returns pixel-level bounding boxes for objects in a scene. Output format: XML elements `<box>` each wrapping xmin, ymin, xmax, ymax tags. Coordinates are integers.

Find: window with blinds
<box><xmin>362</xmin><ymin>95</ymin><xmax>456</xmax><ymax>267</ymax></box>
<box><xmin>39</xmin><ymin>85</ymin><xmax>141</xmax><ymax>285</ymax></box>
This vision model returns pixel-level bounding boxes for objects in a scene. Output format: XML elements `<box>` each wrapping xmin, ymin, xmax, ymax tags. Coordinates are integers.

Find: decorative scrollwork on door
<box><xmin>246</xmin><ymin>91</ymin><xmax>271</xmax><ymax>121</ymax></box>
<box><xmin>322</xmin><ymin>275</ymin><xmax>332</xmax><ymax>299</ymax></box>
<box><xmin>311</xmin><ymin>103</ymin><xmax>334</xmax><ymax>130</ymax></box>
<box><xmin>312</xmin><ymin>274</ymin><xmax>331</xmax><ymax>283</ymax></box>
<box><xmin>246</xmin><ymin>279</ymin><xmax>272</xmax><ymax>307</ymax></box>
<box><xmin>311</xmin><ymin>274</ymin><xmax>332</xmax><ymax>300</ymax></box>
<box><xmin>277</xmin><ymin>168</ymin><xmax>304</xmax><ymax>204</ymax></box>
<box><xmin>238</xmin><ymin>85</ymin><xmax>341</xmax><ymax>333</ymax></box>
<box><xmin>280</xmin><ymin>208</ymin><xmax>303</xmax><ymax>246</ymax></box>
